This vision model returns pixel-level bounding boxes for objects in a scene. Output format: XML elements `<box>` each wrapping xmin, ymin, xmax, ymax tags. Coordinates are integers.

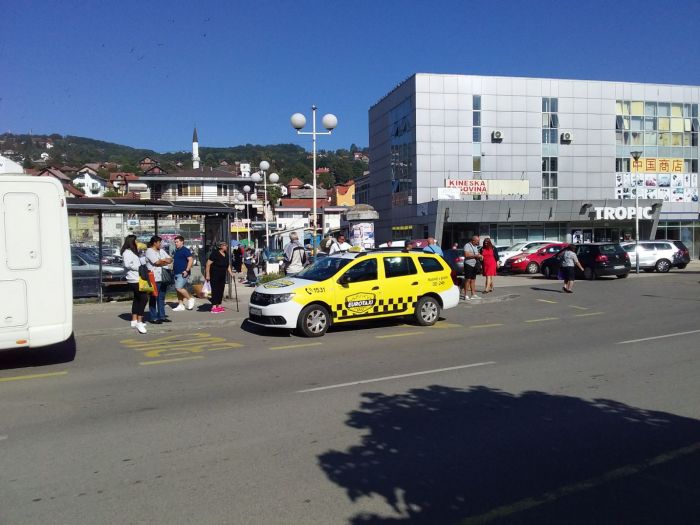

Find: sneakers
<box><xmin>186</xmin><ymin>297</ymin><xmax>196</xmax><ymax>310</ymax></box>
<box><xmin>172</xmin><ymin>304</ymin><xmax>186</xmax><ymax>312</ymax></box>
<box><xmin>460</xmin><ymin>294</ymin><xmax>467</xmax><ymax>301</ymax></box>
<box><xmin>211</xmin><ymin>306</ymin><xmax>224</xmax><ymax>314</ymax></box>
<box><xmin>136</xmin><ymin>322</ymin><xmax>147</xmax><ymax>334</ymax></box>
<box><xmin>470</xmin><ymin>295</ymin><xmax>482</xmax><ymax>300</ymax></box>
<box><xmin>130</xmin><ymin>320</ymin><xmax>137</xmax><ymax>328</ymax></box>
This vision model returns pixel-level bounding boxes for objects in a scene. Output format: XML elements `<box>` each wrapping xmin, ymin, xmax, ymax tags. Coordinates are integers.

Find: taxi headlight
<box><xmin>269</xmin><ymin>293</ymin><xmax>295</xmax><ymax>304</ymax></box>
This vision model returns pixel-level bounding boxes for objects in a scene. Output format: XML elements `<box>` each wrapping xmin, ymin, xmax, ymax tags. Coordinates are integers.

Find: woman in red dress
<box><xmin>480</xmin><ymin>237</ymin><xmax>499</xmax><ymax>293</ymax></box>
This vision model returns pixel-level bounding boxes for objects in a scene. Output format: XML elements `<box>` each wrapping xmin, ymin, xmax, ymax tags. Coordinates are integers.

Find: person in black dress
<box><xmin>204</xmin><ymin>241</ymin><xmax>234</xmax><ymax>313</ymax></box>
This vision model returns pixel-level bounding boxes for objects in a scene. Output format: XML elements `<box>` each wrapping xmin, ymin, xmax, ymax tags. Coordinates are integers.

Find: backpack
<box><xmin>320</xmin><ymin>237</ymin><xmax>336</xmax><ymax>253</ymax></box>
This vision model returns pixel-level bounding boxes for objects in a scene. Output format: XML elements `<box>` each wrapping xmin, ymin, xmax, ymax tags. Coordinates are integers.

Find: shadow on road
<box><xmin>0</xmin><ymin>334</ymin><xmax>77</xmax><ymax>371</ymax></box>
<box><xmin>319</xmin><ymin>385</ymin><xmax>700</xmax><ymax>524</ymax></box>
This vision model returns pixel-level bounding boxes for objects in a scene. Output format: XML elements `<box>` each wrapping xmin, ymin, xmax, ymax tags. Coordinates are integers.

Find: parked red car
<box><xmin>503</xmin><ymin>243</ymin><xmax>568</xmax><ymax>274</ymax></box>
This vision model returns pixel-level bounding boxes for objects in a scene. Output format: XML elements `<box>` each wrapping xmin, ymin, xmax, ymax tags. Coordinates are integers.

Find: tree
<box><xmin>330</xmin><ymin>157</ymin><xmax>354</xmax><ymax>184</ymax></box>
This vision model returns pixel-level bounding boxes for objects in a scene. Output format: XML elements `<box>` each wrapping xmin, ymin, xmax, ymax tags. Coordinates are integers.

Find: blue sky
<box><xmin>1</xmin><ymin>0</ymin><xmax>699</xmax><ymax>153</ymax></box>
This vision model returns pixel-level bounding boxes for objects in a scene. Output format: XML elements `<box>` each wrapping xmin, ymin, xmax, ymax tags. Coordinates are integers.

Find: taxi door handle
<box><xmin>372</xmin><ymin>286</ymin><xmax>379</xmax><ymax>290</ymax></box>
<box><xmin>411</xmin><ymin>281</ymin><xmax>418</xmax><ymax>286</ymax></box>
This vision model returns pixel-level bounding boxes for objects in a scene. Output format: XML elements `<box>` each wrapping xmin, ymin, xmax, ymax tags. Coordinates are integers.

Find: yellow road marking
<box><xmin>269</xmin><ymin>342</ymin><xmax>323</xmax><ymax>350</ymax></box>
<box><xmin>376</xmin><ymin>331</ymin><xmax>424</xmax><ymax>339</ymax></box>
<box><xmin>459</xmin><ymin>441</ymin><xmax>700</xmax><ymax>525</ymax></box>
<box><xmin>537</xmin><ymin>299</ymin><xmax>558</xmax><ymax>304</ymax></box>
<box><xmin>569</xmin><ymin>305</ymin><xmax>589</xmax><ymax>310</ymax></box>
<box><xmin>471</xmin><ymin>323</ymin><xmax>504</xmax><ymax>329</ymax></box>
<box><xmin>121</xmin><ymin>333</ymin><xmax>242</xmax><ymax>358</ymax></box>
<box><xmin>139</xmin><ymin>356</ymin><xmax>205</xmax><ymax>366</ymax></box>
<box><xmin>431</xmin><ymin>322</ymin><xmax>463</xmax><ymax>329</ymax></box>
<box><xmin>0</xmin><ymin>371</ymin><xmax>67</xmax><ymax>383</ymax></box>
<box><xmin>524</xmin><ymin>317</ymin><xmax>559</xmax><ymax>323</ymax></box>
<box><xmin>575</xmin><ymin>312</ymin><xmax>604</xmax><ymax>317</ymax></box>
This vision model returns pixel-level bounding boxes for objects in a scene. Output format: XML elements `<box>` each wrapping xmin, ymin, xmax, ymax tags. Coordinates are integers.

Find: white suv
<box><xmin>620</xmin><ymin>240</ymin><xmax>690</xmax><ymax>273</ymax></box>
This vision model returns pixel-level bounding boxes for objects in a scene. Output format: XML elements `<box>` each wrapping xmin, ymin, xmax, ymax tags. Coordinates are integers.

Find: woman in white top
<box><xmin>145</xmin><ymin>236</ymin><xmax>173</xmax><ymax>324</ymax></box>
<box><xmin>121</xmin><ymin>235</ymin><xmax>148</xmax><ymax>334</ymax></box>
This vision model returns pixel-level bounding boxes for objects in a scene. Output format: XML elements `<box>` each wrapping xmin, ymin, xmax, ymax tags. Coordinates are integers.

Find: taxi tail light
<box><xmin>595</xmin><ymin>254</ymin><xmax>608</xmax><ymax>263</ymax></box>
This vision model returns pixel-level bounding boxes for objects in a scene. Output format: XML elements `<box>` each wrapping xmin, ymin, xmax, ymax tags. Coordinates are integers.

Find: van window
<box><xmin>383</xmin><ymin>256</ymin><xmax>417</xmax><ymax>278</ymax></box>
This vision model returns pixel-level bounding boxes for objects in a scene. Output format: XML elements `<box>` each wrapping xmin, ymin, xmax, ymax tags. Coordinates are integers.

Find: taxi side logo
<box><xmin>345</xmin><ymin>292</ymin><xmax>376</xmax><ymax>314</ymax></box>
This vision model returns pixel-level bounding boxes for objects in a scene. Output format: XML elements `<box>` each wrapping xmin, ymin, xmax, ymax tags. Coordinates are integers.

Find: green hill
<box><xmin>0</xmin><ymin>133</ymin><xmax>368</xmax><ymax>186</ymax></box>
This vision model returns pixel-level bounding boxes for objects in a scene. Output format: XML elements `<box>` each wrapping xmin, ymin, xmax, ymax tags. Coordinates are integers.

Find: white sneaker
<box><xmin>172</xmin><ymin>304</ymin><xmax>186</xmax><ymax>312</ymax></box>
<box><xmin>186</xmin><ymin>298</ymin><xmax>196</xmax><ymax>310</ymax></box>
<box><xmin>130</xmin><ymin>320</ymin><xmax>137</xmax><ymax>328</ymax></box>
<box><xmin>470</xmin><ymin>295</ymin><xmax>482</xmax><ymax>300</ymax></box>
<box><xmin>136</xmin><ymin>322</ymin><xmax>147</xmax><ymax>334</ymax></box>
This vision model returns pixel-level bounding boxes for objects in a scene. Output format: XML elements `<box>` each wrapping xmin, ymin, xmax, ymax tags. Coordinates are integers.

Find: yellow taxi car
<box><xmin>248</xmin><ymin>250</ymin><xmax>460</xmax><ymax>337</ymax></box>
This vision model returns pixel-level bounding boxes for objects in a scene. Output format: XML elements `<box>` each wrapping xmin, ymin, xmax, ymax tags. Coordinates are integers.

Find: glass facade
<box><xmin>390</xmin><ymin>97</ymin><xmax>414</xmax><ymax>202</ymax></box>
<box><xmin>542</xmin><ymin>97</ymin><xmax>559</xmax><ymax>199</ymax></box>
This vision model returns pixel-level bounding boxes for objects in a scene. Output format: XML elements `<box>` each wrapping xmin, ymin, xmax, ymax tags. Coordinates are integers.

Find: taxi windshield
<box><xmin>295</xmin><ymin>256</ymin><xmax>351</xmax><ymax>282</ymax></box>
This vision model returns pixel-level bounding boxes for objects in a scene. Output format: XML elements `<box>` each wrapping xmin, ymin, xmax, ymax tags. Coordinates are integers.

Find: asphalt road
<box><xmin>2</xmin><ymin>270</ymin><xmax>700</xmax><ymax>524</ymax></box>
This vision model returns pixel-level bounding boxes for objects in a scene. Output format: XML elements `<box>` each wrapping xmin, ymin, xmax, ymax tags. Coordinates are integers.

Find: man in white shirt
<box><xmin>329</xmin><ymin>234</ymin><xmax>352</xmax><ymax>255</ymax></box>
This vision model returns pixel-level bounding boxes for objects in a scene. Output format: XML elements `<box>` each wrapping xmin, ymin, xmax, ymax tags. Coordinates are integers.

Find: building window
<box><xmin>390</xmin><ymin>97</ymin><xmax>414</xmax><ymax>198</ymax></box>
<box><xmin>542</xmin><ymin>156</ymin><xmax>558</xmax><ymax>200</ymax></box>
<box><xmin>542</xmin><ymin>97</ymin><xmax>559</xmax><ymax>145</ymax></box>
<box><xmin>217</xmin><ymin>183</ymin><xmax>234</xmax><ymax>196</ymax></box>
<box><xmin>177</xmin><ymin>183</ymin><xmax>202</xmax><ymax>197</ymax></box>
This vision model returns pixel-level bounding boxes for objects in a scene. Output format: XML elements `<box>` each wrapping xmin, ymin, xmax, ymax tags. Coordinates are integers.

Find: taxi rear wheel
<box><xmin>415</xmin><ymin>296</ymin><xmax>440</xmax><ymax>326</ymax></box>
<box><xmin>297</xmin><ymin>304</ymin><xmax>330</xmax><ymax>337</ymax></box>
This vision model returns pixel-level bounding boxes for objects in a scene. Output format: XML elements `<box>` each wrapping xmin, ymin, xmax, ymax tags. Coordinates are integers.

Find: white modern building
<box><xmin>368</xmin><ymin>74</ymin><xmax>700</xmax><ymax>257</ymax></box>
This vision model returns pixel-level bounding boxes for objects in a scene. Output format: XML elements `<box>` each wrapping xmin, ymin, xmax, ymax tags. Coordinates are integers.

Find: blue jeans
<box><xmin>149</xmin><ymin>283</ymin><xmax>168</xmax><ymax>320</ymax></box>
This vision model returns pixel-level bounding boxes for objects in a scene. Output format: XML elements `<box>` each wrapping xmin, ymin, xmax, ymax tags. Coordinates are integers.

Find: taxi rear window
<box><xmin>383</xmin><ymin>256</ymin><xmax>417</xmax><ymax>278</ymax></box>
<box><xmin>418</xmin><ymin>257</ymin><xmax>444</xmax><ymax>273</ymax></box>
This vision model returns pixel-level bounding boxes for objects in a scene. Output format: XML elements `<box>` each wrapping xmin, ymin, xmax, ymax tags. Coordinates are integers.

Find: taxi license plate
<box><xmin>614</xmin><ymin>265</ymin><xmax>625</xmax><ymax>269</ymax></box>
<box><xmin>250</xmin><ymin>307</ymin><xmax>262</xmax><ymax>316</ymax></box>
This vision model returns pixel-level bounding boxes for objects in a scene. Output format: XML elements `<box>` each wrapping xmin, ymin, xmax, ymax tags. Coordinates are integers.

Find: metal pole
<box><xmin>98</xmin><ymin>211</ymin><xmax>103</xmax><ymax>303</ymax></box>
<box><xmin>312</xmin><ymin>104</ymin><xmax>317</xmax><ymax>252</ymax></box>
<box><xmin>263</xmin><ymin>169</ymin><xmax>269</xmax><ymax>249</ymax></box>
<box><xmin>246</xmin><ymin>193</ymin><xmax>251</xmax><ymax>247</ymax></box>
<box><xmin>632</xmin><ymin>153</ymin><xmax>641</xmax><ymax>274</ymax></box>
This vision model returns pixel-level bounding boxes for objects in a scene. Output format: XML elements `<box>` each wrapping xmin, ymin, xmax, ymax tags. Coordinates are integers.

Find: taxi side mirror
<box><xmin>338</xmin><ymin>274</ymin><xmax>350</xmax><ymax>286</ymax></box>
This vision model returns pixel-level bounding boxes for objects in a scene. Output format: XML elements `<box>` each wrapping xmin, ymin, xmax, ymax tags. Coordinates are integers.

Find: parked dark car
<box><xmin>540</xmin><ymin>243</ymin><xmax>631</xmax><ymax>280</ymax></box>
<box><xmin>71</xmin><ymin>248</ymin><xmax>128</xmax><ymax>297</ymax></box>
<box><xmin>443</xmin><ymin>249</ymin><xmax>465</xmax><ymax>285</ymax></box>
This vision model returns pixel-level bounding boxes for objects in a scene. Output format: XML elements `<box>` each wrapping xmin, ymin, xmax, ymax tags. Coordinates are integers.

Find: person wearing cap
<box><xmin>402</xmin><ymin>240</ymin><xmax>415</xmax><ymax>253</ymax></box>
<box><xmin>205</xmin><ymin>241</ymin><xmax>235</xmax><ymax>314</ymax></box>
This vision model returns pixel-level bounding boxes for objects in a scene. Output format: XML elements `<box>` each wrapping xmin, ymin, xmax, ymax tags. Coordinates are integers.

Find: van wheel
<box><xmin>655</xmin><ymin>259</ymin><xmax>671</xmax><ymax>273</ymax></box>
<box><xmin>415</xmin><ymin>296</ymin><xmax>440</xmax><ymax>326</ymax></box>
<box><xmin>526</xmin><ymin>262</ymin><xmax>539</xmax><ymax>274</ymax></box>
<box><xmin>297</xmin><ymin>304</ymin><xmax>330</xmax><ymax>337</ymax></box>
<box><xmin>542</xmin><ymin>265</ymin><xmax>552</xmax><ymax>279</ymax></box>
<box><xmin>584</xmin><ymin>267</ymin><xmax>595</xmax><ymax>281</ymax></box>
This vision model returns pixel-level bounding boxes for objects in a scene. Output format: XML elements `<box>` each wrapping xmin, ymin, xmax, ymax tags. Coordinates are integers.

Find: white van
<box><xmin>0</xmin><ymin>175</ymin><xmax>73</xmax><ymax>349</ymax></box>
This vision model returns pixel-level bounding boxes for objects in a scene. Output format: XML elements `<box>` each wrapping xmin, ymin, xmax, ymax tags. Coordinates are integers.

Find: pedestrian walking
<box><xmin>328</xmin><ymin>234</ymin><xmax>351</xmax><ymax>255</ymax></box>
<box><xmin>480</xmin><ymin>237</ymin><xmax>499</xmax><ymax>293</ymax></box>
<box><xmin>121</xmin><ymin>234</ymin><xmax>148</xmax><ymax>334</ymax></box>
<box><xmin>171</xmin><ymin>235</ymin><xmax>196</xmax><ymax>311</ymax></box>
<box><xmin>205</xmin><ymin>241</ymin><xmax>234</xmax><ymax>313</ymax></box>
<box><xmin>244</xmin><ymin>248</ymin><xmax>257</xmax><ymax>285</ymax></box>
<box><xmin>422</xmin><ymin>237</ymin><xmax>444</xmax><ymax>257</ymax></box>
<box><xmin>559</xmin><ymin>245</ymin><xmax>584</xmax><ymax>293</ymax></box>
<box><xmin>462</xmin><ymin>235</ymin><xmax>483</xmax><ymax>300</ymax></box>
<box><xmin>145</xmin><ymin>236</ymin><xmax>173</xmax><ymax>324</ymax></box>
<box><xmin>232</xmin><ymin>243</ymin><xmax>243</xmax><ymax>275</ymax></box>
<box><xmin>283</xmin><ymin>232</ymin><xmax>307</xmax><ymax>276</ymax></box>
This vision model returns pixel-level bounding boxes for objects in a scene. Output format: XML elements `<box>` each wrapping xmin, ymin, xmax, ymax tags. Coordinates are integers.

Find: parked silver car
<box><xmin>71</xmin><ymin>248</ymin><xmax>128</xmax><ymax>297</ymax></box>
<box><xmin>620</xmin><ymin>240</ymin><xmax>691</xmax><ymax>273</ymax></box>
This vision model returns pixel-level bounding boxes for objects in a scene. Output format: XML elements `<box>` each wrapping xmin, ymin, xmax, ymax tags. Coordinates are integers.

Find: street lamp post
<box><xmin>242</xmin><ymin>184</ymin><xmax>252</xmax><ymax>246</ymax></box>
<box><xmin>291</xmin><ymin>106</ymin><xmax>338</xmax><ymax>253</ymax></box>
<box><xmin>234</xmin><ymin>203</ymin><xmax>245</xmax><ymax>242</ymax></box>
<box><xmin>251</xmin><ymin>162</ymin><xmax>279</xmax><ymax>249</ymax></box>
<box><xmin>631</xmin><ymin>150</ymin><xmax>643</xmax><ymax>274</ymax></box>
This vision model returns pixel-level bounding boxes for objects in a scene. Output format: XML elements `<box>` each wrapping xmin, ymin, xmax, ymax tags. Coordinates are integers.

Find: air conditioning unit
<box><xmin>491</xmin><ymin>130</ymin><xmax>504</xmax><ymax>141</ymax></box>
<box><xmin>561</xmin><ymin>131</ymin><xmax>573</xmax><ymax>143</ymax></box>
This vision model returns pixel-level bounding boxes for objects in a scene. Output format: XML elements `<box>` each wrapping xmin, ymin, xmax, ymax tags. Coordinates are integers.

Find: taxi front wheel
<box><xmin>297</xmin><ymin>304</ymin><xmax>330</xmax><ymax>337</ymax></box>
<box><xmin>415</xmin><ymin>296</ymin><xmax>440</xmax><ymax>326</ymax></box>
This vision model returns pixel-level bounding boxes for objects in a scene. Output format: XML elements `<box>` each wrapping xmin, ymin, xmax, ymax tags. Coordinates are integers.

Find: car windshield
<box><xmin>599</xmin><ymin>244</ymin><xmax>621</xmax><ymax>254</ymax></box>
<box><xmin>524</xmin><ymin>245</ymin><xmax>543</xmax><ymax>253</ymax></box>
<box><xmin>507</xmin><ymin>243</ymin><xmax>527</xmax><ymax>252</ymax></box>
<box><xmin>74</xmin><ymin>249</ymin><xmax>99</xmax><ymax>264</ymax></box>
<box><xmin>295</xmin><ymin>256</ymin><xmax>352</xmax><ymax>281</ymax></box>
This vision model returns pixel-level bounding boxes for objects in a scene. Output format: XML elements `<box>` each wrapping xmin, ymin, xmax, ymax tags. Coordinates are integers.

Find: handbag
<box><xmin>161</xmin><ymin>267</ymin><xmax>174</xmax><ymax>286</ymax></box>
<box><xmin>201</xmin><ymin>281</ymin><xmax>212</xmax><ymax>297</ymax></box>
<box><xmin>138</xmin><ymin>277</ymin><xmax>154</xmax><ymax>293</ymax></box>
<box><xmin>148</xmin><ymin>271</ymin><xmax>159</xmax><ymax>297</ymax></box>
<box><xmin>138</xmin><ymin>263</ymin><xmax>149</xmax><ymax>280</ymax></box>
<box><xmin>474</xmin><ymin>260</ymin><xmax>483</xmax><ymax>274</ymax></box>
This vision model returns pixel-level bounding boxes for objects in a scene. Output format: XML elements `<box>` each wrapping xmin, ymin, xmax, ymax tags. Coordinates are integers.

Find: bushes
<box><xmin>257</xmin><ymin>272</ymin><xmax>285</xmax><ymax>284</ymax></box>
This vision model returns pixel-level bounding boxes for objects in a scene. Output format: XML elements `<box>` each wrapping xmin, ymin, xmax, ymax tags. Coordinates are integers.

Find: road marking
<box><xmin>575</xmin><ymin>312</ymin><xmax>604</xmax><ymax>317</ymax></box>
<box><xmin>431</xmin><ymin>322</ymin><xmax>463</xmax><ymax>329</ymax></box>
<box><xmin>524</xmin><ymin>317</ymin><xmax>559</xmax><ymax>323</ymax></box>
<box><xmin>376</xmin><ymin>331</ymin><xmax>424</xmax><ymax>339</ymax></box>
<box><xmin>537</xmin><ymin>299</ymin><xmax>558</xmax><ymax>304</ymax></box>
<box><xmin>569</xmin><ymin>305</ymin><xmax>589</xmax><ymax>310</ymax></box>
<box><xmin>121</xmin><ymin>333</ymin><xmax>242</xmax><ymax>359</ymax></box>
<box><xmin>269</xmin><ymin>342</ymin><xmax>323</xmax><ymax>350</ymax></box>
<box><xmin>471</xmin><ymin>323</ymin><xmax>504</xmax><ymax>329</ymax></box>
<box><xmin>296</xmin><ymin>362</ymin><xmax>496</xmax><ymax>393</ymax></box>
<box><xmin>459</xmin><ymin>441</ymin><xmax>700</xmax><ymax>525</ymax></box>
<box><xmin>617</xmin><ymin>329</ymin><xmax>700</xmax><ymax>345</ymax></box>
<box><xmin>139</xmin><ymin>356</ymin><xmax>205</xmax><ymax>366</ymax></box>
<box><xmin>0</xmin><ymin>371</ymin><xmax>67</xmax><ymax>383</ymax></box>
